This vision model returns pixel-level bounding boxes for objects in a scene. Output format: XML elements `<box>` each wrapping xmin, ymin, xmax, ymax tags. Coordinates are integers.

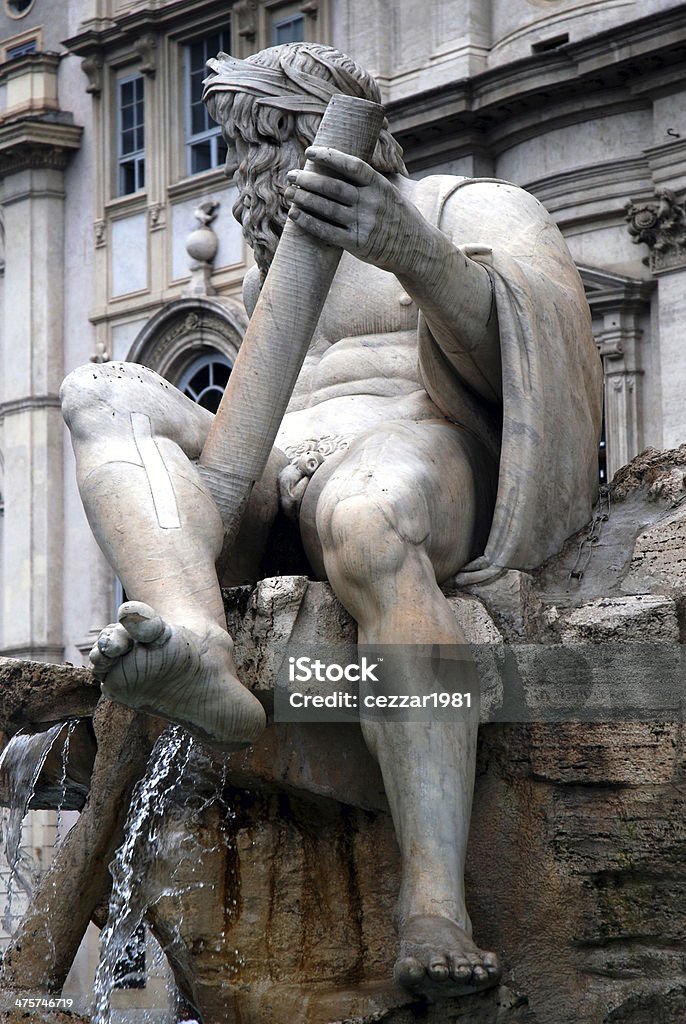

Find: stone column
<box><xmin>0</xmin><ymin>55</ymin><xmax>81</xmax><ymax>661</ymax></box>
<box><xmin>625</xmin><ymin>189</ymin><xmax>686</xmax><ymax>450</ymax></box>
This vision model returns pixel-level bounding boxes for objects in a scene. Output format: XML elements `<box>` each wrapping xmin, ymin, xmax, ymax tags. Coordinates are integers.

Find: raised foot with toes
<box><xmin>89</xmin><ymin>600</ymin><xmax>266</xmax><ymax>750</ymax></box>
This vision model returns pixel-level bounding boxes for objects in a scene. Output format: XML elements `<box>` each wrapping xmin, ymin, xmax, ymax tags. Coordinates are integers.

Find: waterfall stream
<box><xmin>91</xmin><ymin>724</ymin><xmax>234</xmax><ymax>1024</ymax></box>
<box><xmin>0</xmin><ymin>723</ymin><xmax>69</xmax><ymax>933</ymax></box>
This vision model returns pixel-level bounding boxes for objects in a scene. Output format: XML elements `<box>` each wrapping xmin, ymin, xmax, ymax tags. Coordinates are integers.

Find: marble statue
<box><xmin>59</xmin><ymin>43</ymin><xmax>602</xmax><ymax>1000</ymax></box>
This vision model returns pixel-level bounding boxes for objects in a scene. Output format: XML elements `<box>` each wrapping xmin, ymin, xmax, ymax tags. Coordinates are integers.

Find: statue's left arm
<box><xmin>286</xmin><ymin>146</ymin><xmax>502</xmax><ymax>403</ymax></box>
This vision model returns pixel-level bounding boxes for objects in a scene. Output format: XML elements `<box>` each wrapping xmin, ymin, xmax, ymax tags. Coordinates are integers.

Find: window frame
<box><xmin>262</xmin><ymin>1</ymin><xmax>317</xmax><ymax>47</ymax></box>
<box><xmin>116</xmin><ymin>72</ymin><xmax>146</xmax><ymax>197</ymax></box>
<box><xmin>0</xmin><ymin>26</ymin><xmax>42</xmax><ymax>62</ymax></box>
<box><xmin>4</xmin><ymin>0</ymin><xmax>35</xmax><ymax>20</ymax></box>
<box><xmin>271</xmin><ymin>10</ymin><xmax>305</xmax><ymax>45</ymax></box>
<box><xmin>183</xmin><ymin>29</ymin><xmax>231</xmax><ymax>178</ymax></box>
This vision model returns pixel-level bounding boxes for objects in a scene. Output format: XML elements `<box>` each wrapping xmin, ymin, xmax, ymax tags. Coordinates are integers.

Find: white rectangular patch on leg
<box><xmin>131</xmin><ymin>412</ymin><xmax>181</xmax><ymax>529</ymax></box>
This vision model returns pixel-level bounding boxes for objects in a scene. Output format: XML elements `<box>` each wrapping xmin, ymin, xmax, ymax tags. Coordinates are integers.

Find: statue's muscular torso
<box><xmin>267</xmin><ymin>251</ymin><xmax>445</xmax><ymax>459</ymax></box>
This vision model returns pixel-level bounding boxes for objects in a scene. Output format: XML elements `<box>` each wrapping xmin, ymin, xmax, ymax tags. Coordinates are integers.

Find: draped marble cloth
<box><xmin>414</xmin><ymin>175</ymin><xmax>603</xmax><ymax>584</ymax></box>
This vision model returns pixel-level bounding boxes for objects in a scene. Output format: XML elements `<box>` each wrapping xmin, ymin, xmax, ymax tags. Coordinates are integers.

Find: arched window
<box><xmin>177</xmin><ymin>352</ymin><xmax>232</xmax><ymax>413</ymax></box>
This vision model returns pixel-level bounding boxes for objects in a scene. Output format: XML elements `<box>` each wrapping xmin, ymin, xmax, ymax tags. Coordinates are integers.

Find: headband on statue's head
<box><xmin>201</xmin><ymin>49</ymin><xmax>372</xmax><ymax>115</ymax></box>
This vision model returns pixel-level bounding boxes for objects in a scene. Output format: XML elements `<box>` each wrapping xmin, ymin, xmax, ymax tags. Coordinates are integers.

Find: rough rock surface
<box><xmin>4</xmin><ymin>447</ymin><xmax>686</xmax><ymax>1022</ymax></box>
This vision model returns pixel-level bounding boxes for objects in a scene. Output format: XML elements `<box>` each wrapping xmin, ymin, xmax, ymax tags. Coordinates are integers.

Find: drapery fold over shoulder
<box><xmin>414</xmin><ymin>176</ymin><xmax>603</xmax><ymax>584</ymax></box>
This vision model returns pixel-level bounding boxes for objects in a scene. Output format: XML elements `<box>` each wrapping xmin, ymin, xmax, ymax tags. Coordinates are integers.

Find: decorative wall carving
<box><xmin>235</xmin><ymin>0</ymin><xmax>258</xmax><ymax>40</ymax></box>
<box><xmin>625</xmin><ymin>188</ymin><xmax>686</xmax><ymax>273</ymax></box>
<box><xmin>182</xmin><ymin>200</ymin><xmax>220</xmax><ymax>298</ymax></box>
<box><xmin>80</xmin><ymin>54</ymin><xmax>103</xmax><ymax>95</ymax></box>
<box><xmin>134</xmin><ymin>33</ymin><xmax>157</xmax><ymax>76</ymax></box>
<box><xmin>148</xmin><ymin>203</ymin><xmax>164</xmax><ymax>230</ymax></box>
<box><xmin>126</xmin><ymin>296</ymin><xmax>248</xmax><ymax>382</ymax></box>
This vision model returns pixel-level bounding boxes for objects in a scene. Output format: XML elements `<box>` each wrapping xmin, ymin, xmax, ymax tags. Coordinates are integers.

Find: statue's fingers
<box><xmin>305</xmin><ymin>145</ymin><xmax>376</xmax><ymax>186</ymax></box>
<box><xmin>286</xmin><ymin>168</ymin><xmax>357</xmax><ymax>205</ymax></box>
<box><xmin>287</xmin><ymin>187</ymin><xmax>355</xmax><ymax>228</ymax></box>
<box><xmin>118</xmin><ymin>601</ymin><xmax>171</xmax><ymax>644</ymax></box>
<box><xmin>288</xmin><ymin>206</ymin><xmax>350</xmax><ymax>247</ymax></box>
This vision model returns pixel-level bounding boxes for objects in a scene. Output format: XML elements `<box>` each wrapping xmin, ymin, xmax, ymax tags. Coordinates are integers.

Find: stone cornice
<box><xmin>0</xmin><ymin>117</ymin><xmax>82</xmax><ymax>177</ymax></box>
<box><xmin>0</xmin><ymin>394</ymin><xmax>62</xmax><ymax>419</ymax></box>
<box><xmin>522</xmin><ymin>157</ymin><xmax>653</xmax><ymax>224</ymax></box>
<box><xmin>578</xmin><ymin>266</ymin><xmax>655</xmax><ymax>316</ymax></box>
<box><xmin>62</xmin><ymin>0</ymin><xmax>229</xmax><ymax>57</ymax></box>
<box><xmin>388</xmin><ymin>3</ymin><xmax>686</xmax><ymax>154</ymax></box>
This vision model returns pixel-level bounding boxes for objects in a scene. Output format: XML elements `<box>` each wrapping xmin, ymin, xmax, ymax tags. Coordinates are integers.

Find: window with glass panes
<box><xmin>117</xmin><ymin>75</ymin><xmax>145</xmax><ymax>195</ymax></box>
<box><xmin>272</xmin><ymin>13</ymin><xmax>305</xmax><ymax>44</ymax></box>
<box><xmin>185</xmin><ymin>31</ymin><xmax>230</xmax><ymax>176</ymax></box>
<box><xmin>6</xmin><ymin>38</ymin><xmax>37</xmax><ymax>58</ymax></box>
<box><xmin>177</xmin><ymin>353</ymin><xmax>232</xmax><ymax>413</ymax></box>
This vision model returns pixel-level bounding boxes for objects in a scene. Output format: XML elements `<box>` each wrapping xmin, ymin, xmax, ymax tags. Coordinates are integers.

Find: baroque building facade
<box><xmin>1</xmin><ymin>0</ymin><xmax>686</xmax><ymax>1008</ymax></box>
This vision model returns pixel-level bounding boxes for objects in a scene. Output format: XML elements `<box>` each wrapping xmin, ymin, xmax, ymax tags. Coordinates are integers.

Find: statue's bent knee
<box><xmin>319</xmin><ymin>492</ymin><xmax>417</xmax><ymax>583</ymax></box>
<box><xmin>60</xmin><ymin>363</ymin><xmax>122</xmax><ymax>429</ymax></box>
<box><xmin>60</xmin><ymin>362</ymin><xmax>155</xmax><ymax>435</ymax></box>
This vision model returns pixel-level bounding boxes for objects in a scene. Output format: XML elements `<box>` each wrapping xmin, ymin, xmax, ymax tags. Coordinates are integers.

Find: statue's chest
<box><xmin>315</xmin><ymin>255</ymin><xmax>418</xmax><ymax>344</ymax></box>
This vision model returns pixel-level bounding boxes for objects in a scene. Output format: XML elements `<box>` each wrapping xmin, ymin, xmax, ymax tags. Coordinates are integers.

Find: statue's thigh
<box><xmin>303</xmin><ymin>420</ymin><xmax>495</xmax><ymax>582</ymax></box>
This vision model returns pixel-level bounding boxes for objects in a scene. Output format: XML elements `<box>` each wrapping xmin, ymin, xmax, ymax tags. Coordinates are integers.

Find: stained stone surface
<box><xmin>4</xmin><ymin>448</ymin><xmax>686</xmax><ymax>1022</ymax></box>
<box><xmin>0</xmin><ymin>659</ymin><xmax>98</xmax><ymax>736</ymax></box>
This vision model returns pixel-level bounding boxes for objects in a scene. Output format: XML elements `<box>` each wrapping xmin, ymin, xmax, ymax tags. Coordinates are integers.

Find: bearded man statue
<box><xmin>60</xmin><ymin>42</ymin><xmax>602</xmax><ymax>999</ymax></box>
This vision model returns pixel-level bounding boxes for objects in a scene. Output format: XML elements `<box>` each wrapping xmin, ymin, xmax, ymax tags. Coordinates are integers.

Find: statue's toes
<box><xmin>118</xmin><ymin>600</ymin><xmax>171</xmax><ymax>644</ymax></box>
<box><xmin>98</xmin><ymin>622</ymin><xmax>134</xmax><ymax>659</ymax></box>
<box><xmin>482</xmin><ymin>951</ymin><xmax>501</xmax><ymax>981</ymax></box>
<box><xmin>448</xmin><ymin>951</ymin><xmax>500</xmax><ymax>987</ymax></box>
<box><xmin>394</xmin><ymin>955</ymin><xmax>425</xmax><ymax>986</ymax></box>
<box><xmin>426</xmin><ymin>956</ymin><xmax>450</xmax><ymax>981</ymax></box>
<box><xmin>89</xmin><ymin>622</ymin><xmax>129</xmax><ymax>678</ymax></box>
<box><xmin>449</xmin><ymin>955</ymin><xmax>474</xmax><ymax>983</ymax></box>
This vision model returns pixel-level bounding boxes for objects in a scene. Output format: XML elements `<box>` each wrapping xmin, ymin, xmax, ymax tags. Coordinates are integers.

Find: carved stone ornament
<box><xmin>127</xmin><ymin>299</ymin><xmax>243</xmax><ymax>377</ymax></box>
<box><xmin>80</xmin><ymin>54</ymin><xmax>103</xmax><ymax>95</ymax></box>
<box><xmin>625</xmin><ymin>188</ymin><xmax>686</xmax><ymax>273</ymax></box>
<box><xmin>148</xmin><ymin>202</ymin><xmax>164</xmax><ymax>230</ymax></box>
<box><xmin>134</xmin><ymin>32</ymin><xmax>157</xmax><ymax>76</ymax></box>
<box><xmin>234</xmin><ymin>0</ymin><xmax>258</xmax><ymax>39</ymax></box>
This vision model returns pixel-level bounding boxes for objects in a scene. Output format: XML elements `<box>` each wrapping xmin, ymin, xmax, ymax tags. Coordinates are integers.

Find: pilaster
<box><xmin>581</xmin><ymin>268</ymin><xmax>653</xmax><ymax>480</ymax></box>
<box><xmin>0</xmin><ymin>57</ymin><xmax>82</xmax><ymax>661</ymax></box>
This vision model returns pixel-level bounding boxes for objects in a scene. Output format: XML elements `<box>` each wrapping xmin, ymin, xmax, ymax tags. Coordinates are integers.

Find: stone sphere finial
<box><xmin>183</xmin><ymin>200</ymin><xmax>220</xmax><ymax>296</ymax></box>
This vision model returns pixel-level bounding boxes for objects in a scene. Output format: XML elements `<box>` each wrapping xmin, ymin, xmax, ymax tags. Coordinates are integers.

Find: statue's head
<box><xmin>203</xmin><ymin>43</ymin><xmax>406</xmax><ymax>276</ymax></box>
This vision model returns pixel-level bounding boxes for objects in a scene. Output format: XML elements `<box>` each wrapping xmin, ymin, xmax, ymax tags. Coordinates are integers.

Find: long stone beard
<box><xmin>233</xmin><ymin>137</ymin><xmax>305</xmax><ymax>278</ymax></box>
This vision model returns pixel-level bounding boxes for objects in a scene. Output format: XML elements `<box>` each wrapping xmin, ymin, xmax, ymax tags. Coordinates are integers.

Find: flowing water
<box><xmin>0</xmin><ymin>723</ymin><xmax>68</xmax><ymax>933</ymax></box>
<box><xmin>91</xmin><ymin>725</ymin><xmax>234</xmax><ymax>1024</ymax></box>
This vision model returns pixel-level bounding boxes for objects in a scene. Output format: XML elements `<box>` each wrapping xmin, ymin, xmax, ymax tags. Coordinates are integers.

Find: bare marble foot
<box><xmin>394</xmin><ymin>915</ymin><xmax>500</xmax><ymax>998</ymax></box>
<box><xmin>89</xmin><ymin>601</ymin><xmax>266</xmax><ymax>750</ymax></box>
